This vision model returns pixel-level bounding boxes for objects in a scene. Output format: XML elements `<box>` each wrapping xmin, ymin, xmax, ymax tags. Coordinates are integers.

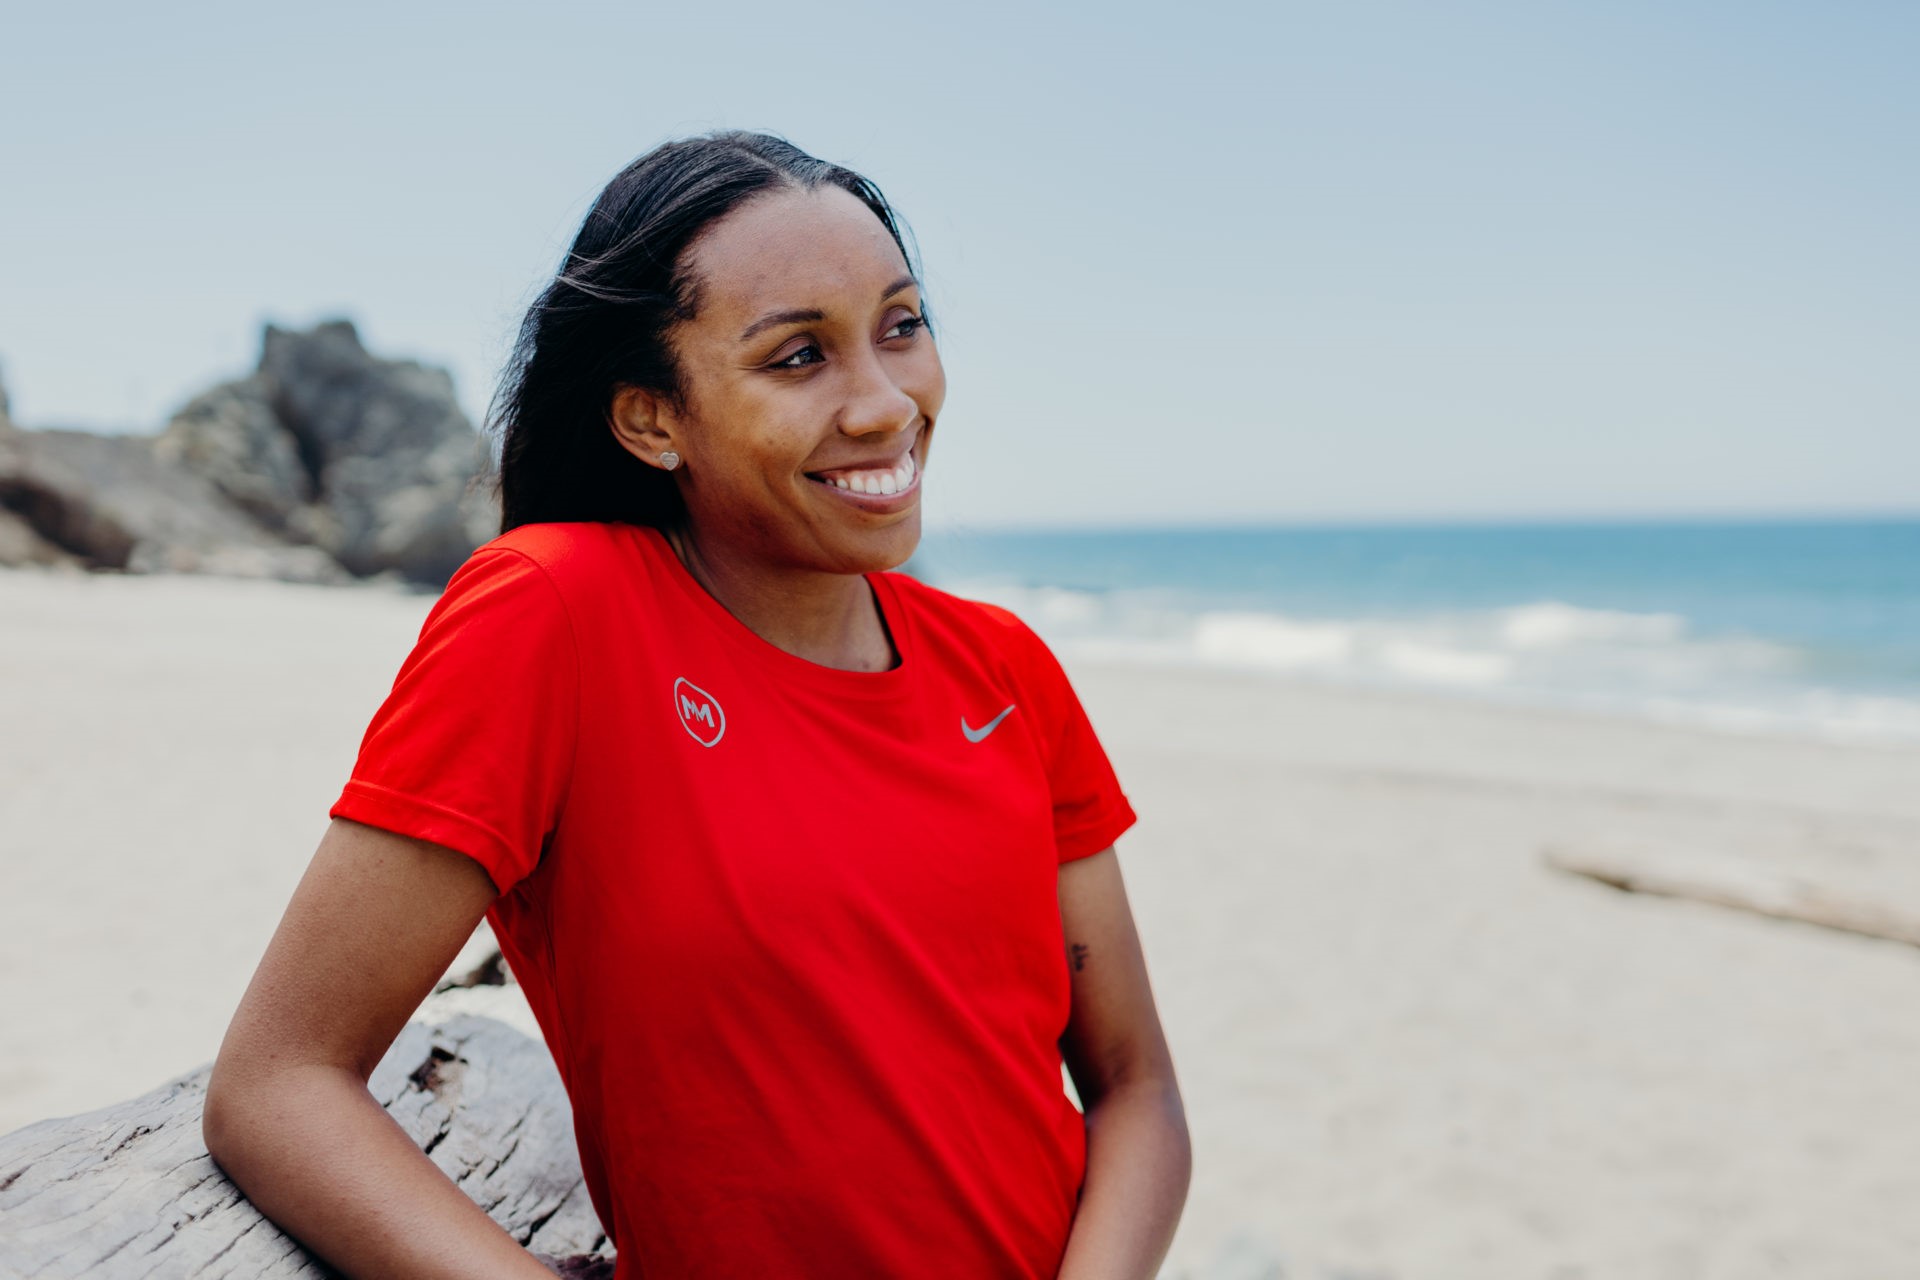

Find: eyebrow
<box><xmin>737</xmin><ymin>274</ymin><xmax>920</xmax><ymax>343</ymax></box>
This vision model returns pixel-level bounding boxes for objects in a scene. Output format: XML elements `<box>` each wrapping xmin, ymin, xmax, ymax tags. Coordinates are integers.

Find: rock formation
<box><xmin>156</xmin><ymin>321</ymin><xmax>500</xmax><ymax>584</ymax></box>
<box><xmin>0</xmin><ymin>322</ymin><xmax>502</xmax><ymax>587</ymax></box>
<box><xmin>0</xmin><ymin>425</ymin><xmax>351</xmax><ymax>582</ymax></box>
<box><xmin>0</xmin><ymin>373</ymin><xmax>82</xmax><ymax>570</ymax></box>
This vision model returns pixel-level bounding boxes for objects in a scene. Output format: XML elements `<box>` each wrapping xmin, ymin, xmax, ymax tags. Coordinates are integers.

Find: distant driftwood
<box><xmin>0</xmin><ymin>936</ymin><xmax>615</xmax><ymax>1279</ymax></box>
<box><xmin>1544</xmin><ymin>843</ymin><xmax>1920</xmax><ymax>949</ymax></box>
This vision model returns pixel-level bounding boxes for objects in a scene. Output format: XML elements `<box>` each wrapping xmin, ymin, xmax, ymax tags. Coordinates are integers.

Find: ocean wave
<box><xmin>936</xmin><ymin>578</ymin><xmax>1920</xmax><ymax>744</ymax></box>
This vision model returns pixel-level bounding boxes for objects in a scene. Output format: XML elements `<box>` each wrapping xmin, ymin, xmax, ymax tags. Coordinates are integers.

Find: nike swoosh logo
<box><xmin>961</xmin><ymin>704</ymin><xmax>1017</xmax><ymax>743</ymax></box>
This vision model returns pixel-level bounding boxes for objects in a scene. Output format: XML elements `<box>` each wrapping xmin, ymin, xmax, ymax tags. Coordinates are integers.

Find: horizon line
<box><xmin>921</xmin><ymin>509</ymin><xmax>1920</xmax><ymax>536</ymax></box>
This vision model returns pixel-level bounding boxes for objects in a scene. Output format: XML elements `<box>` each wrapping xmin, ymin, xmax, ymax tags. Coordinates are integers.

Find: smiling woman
<box><xmin>604</xmin><ymin>181</ymin><xmax>942</xmax><ymax>593</ymax></box>
<box><xmin>201</xmin><ymin>130</ymin><xmax>1189</xmax><ymax>1280</ymax></box>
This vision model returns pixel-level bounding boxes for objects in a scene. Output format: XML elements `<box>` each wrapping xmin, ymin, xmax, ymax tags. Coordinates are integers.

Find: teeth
<box><xmin>816</xmin><ymin>451</ymin><xmax>920</xmax><ymax>496</ymax></box>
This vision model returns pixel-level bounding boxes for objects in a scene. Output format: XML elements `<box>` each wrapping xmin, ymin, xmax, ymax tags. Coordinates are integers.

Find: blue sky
<box><xmin>2</xmin><ymin>1</ymin><xmax>1914</xmax><ymax>527</ymax></box>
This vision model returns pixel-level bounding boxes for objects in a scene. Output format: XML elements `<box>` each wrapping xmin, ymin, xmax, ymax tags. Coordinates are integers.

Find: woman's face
<box><xmin>638</xmin><ymin>184</ymin><xmax>946</xmax><ymax>576</ymax></box>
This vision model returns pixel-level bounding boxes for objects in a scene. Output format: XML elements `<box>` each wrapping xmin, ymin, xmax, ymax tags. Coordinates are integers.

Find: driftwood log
<box><xmin>0</xmin><ymin>935</ymin><xmax>613</xmax><ymax>1279</ymax></box>
<box><xmin>0</xmin><ymin>930</ymin><xmax>1293</xmax><ymax>1279</ymax></box>
<box><xmin>1544</xmin><ymin>842</ymin><xmax>1920</xmax><ymax>949</ymax></box>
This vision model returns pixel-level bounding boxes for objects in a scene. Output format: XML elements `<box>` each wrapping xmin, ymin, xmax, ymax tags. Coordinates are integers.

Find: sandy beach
<box><xmin>4</xmin><ymin>564</ymin><xmax>1918</xmax><ymax>1279</ymax></box>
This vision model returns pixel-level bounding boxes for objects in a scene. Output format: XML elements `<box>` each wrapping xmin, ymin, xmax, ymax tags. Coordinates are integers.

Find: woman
<box><xmin>203</xmin><ymin>130</ymin><xmax>1190</xmax><ymax>1279</ymax></box>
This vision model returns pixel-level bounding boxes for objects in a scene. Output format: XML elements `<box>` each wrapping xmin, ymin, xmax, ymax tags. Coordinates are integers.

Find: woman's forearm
<box><xmin>1056</xmin><ymin>1077</ymin><xmax>1192</xmax><ymax>1280</ymax></box>
<box><xmin>203</xmin><ymin>1062</ymin><xmax>557</xmax><ymax>1280</ymax></box>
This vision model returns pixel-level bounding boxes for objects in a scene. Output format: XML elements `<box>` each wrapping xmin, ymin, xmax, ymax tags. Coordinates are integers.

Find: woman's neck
<box><xmin>663</xmin><ymin>523</ymin><xmax>899</xmax><ymax>673</ymax></box>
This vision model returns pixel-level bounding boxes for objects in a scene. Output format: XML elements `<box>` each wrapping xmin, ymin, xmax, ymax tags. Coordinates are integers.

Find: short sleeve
<box><xmin>1008</xmin><ymin>619</ymin><xmax>1138</xmax><ymax>864</ymax></box>
<box><xmin>329</xmin><ymin>547</ymin><xmax>579</xmax><ymax>896</ymax></box>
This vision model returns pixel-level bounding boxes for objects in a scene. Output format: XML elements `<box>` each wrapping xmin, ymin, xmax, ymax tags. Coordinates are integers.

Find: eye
<box><xmin>772</xmin><ymin>342</ymin><xmax>824</xmax><ymax>370</ymax></box>
<box><xmin>885</xmin><ymin>314</ymin><xmax>929</xmax><ymax>341</ymax></box>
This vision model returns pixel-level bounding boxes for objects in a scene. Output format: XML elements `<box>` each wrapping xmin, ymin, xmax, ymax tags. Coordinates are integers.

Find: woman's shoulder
<box><xmin>882</xmin><ymin>567</ymin><xmax>1020</xmax><ymax>625</ymax></box>
<box><xmin>426</xmin><ymin>523</ymin><xmax>654</xmax><ymax>634</ymax></box>
<box><xmin>878</xmin><ymin>569</ymin><xmax>1052</xmax><ymax>666</ymax></box>
<box><xmin>446</xmin><ymin>521</ymin><xmax>666</xmax><ymax>606</ymax></box>
<box><xmin>471</xmin><ymin>520</ymin><xmax>632</xmax><ymax>575</ymax></box>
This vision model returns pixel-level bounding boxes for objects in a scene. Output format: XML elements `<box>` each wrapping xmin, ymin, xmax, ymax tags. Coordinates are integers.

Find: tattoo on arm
<box><xmin>1069</xmin><ymin>942</ymin><xmax>1090</xmax><ymax>972</ymax></box>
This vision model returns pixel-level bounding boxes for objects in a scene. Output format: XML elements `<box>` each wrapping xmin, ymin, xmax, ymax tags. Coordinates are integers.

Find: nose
<box><xmin>838</xmin><ymin>347</ymin><xmax>919</xmax><ymax>439</ymax></box>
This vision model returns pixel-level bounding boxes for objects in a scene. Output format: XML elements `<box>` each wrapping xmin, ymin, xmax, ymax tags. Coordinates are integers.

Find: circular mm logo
<box><xmin>673</xmin><ymin>677</ymin><xmax>726</xmax><ymax>748</ymax></box>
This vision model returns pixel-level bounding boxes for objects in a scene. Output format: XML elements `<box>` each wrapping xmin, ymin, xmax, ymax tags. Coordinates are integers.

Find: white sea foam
<box><xmin>939</xmin><ymin>578</ymin><xmax>1920</xmax><ymax>744</ymax></box>
<box><xmin>1192</xmin><ymin>612</ymin><xmax>1355</xmax><ymax>669</ymax></box>
<box><xmin>1497</xmin><ymin>600</ymin><xmax>1687</xmax><ymax>649</ymax></box>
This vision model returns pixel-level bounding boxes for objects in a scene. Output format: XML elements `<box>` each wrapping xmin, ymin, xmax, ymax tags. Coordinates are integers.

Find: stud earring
<box><xmin>659</xmin><ymin>451</ymin><xmax>681</xmax><ymax>471</ymax></box>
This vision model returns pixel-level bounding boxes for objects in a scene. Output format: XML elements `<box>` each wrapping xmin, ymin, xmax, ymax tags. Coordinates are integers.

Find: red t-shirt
<box><xmin>329</xmin><ymin>520</ymin><xmax>1138</xmax><ymax>1278</ymax></box>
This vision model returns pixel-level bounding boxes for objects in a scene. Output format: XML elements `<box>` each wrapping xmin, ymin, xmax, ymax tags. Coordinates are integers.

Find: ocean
<box><xmin>907</xmin><ymin>517</ymin><xmax>1920</xmax><ymax>744</ymax></box>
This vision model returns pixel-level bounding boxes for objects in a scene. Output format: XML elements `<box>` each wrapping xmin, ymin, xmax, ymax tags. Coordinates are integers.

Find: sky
<box><xmin>2</xmin><ymin>0</ymin><xmax>1915</xmax><ymax>529</ymax></box>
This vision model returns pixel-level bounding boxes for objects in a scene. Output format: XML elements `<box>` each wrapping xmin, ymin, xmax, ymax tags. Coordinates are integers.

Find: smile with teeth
<box><xmin>809</xmin><ymin>451</ymin><xmax>918</xmax><ymax>496</ymax></box>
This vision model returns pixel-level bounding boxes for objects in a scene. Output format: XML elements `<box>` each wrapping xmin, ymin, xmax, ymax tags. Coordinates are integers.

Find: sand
<box><xmin>4</xmin><ymin>564</ymin><xmax>1918</xmax><ymax>1279</ymax></box>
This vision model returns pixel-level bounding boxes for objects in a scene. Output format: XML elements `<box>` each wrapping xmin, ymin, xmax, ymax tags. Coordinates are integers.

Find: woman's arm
<box><xmin>202</xmin><ymin>817</ymin><xmax>558</xmax><ymax>1280</ymax></box>
<box><xmin>1055</xmin><ymin>846</ymin><xmax>1192</xmax><ymax>1280</ymax></box>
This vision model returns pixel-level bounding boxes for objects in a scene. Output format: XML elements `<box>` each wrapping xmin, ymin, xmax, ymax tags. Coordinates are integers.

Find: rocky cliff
<box><xmin>0</xmin><ymin>322</ymin><xmax>501</xmax><ymax>587</ymax></box>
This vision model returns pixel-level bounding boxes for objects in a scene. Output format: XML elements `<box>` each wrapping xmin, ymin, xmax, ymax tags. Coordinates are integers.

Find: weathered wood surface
<box><xmin>0</xmin><ymin>997</ymin><xmax>613</xmax><ymax>1279</ymax></box>
<box><xmin>1544</xmin><ymin>842</ymin><xmax>1920</xmax><ymax>948</ymax></box>
<box><xmin>0</xmin><ymin>931</ymin><xmax>1298</xmax><ymax>1279</ymax></box>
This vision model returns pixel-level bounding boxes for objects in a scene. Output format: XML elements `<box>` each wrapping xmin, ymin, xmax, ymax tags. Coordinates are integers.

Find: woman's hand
<box><xmin>202</xmin><ymin>817</ymin><xmax>559</xmax><ymax>1279</ymax></box>
<box><xmin>1055</xmin><ymin>847</ymin><xmax>1192</xmax><ymax>1280</ymax></box>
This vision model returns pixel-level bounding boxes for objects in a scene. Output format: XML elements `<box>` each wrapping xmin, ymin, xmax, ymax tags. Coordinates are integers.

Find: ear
<box><xmin>610</xmin><ymin>384</ymin><xmax>681</xmax><ymax>469</ymax></box>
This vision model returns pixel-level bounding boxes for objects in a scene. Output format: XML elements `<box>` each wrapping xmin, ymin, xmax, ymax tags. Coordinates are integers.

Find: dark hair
<box><xmin>486</xmin><ymin>130</ymin><xmax>924</xmax><ymax>533</ymax></box>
